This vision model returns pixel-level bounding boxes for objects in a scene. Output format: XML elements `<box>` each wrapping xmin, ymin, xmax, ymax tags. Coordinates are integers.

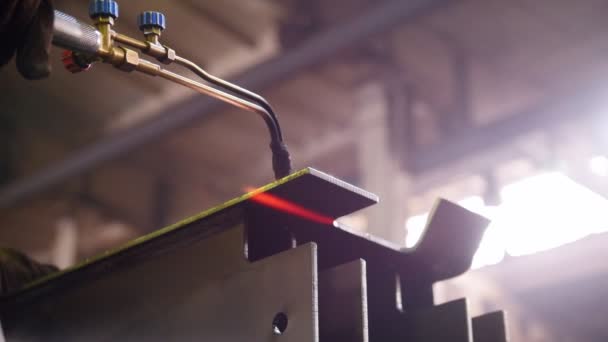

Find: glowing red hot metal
<box><xmin>246</xmin><ymin>187</ymin><xmax>335</xmax><ymax>225</ymax></box>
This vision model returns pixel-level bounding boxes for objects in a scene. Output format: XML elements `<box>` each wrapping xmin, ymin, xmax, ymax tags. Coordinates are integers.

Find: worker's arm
<box><xmin>0</xmin><ymin>248</ymin><xmax>58</xmax><ymax>295</ymax></box>
<box><xmin>0</xmin><ymin>0</ymin><xmax>54</xmax><ymax>79</ymax></box>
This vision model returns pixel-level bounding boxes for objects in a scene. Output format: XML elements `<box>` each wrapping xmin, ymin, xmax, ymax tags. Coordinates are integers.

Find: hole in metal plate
<box><xmin>272</xmin><ymin>312</ymin><xmax>289</xmax><ymax>335</ymax></box>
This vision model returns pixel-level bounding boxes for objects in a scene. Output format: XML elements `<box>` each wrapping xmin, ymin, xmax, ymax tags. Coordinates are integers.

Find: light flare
<box><xmin>405</xmin><ymin>172</ymin><xmax>608</xmax><ymax>269</ymax></box>
<box><xmin>245</xmin><ymin>187</ymin><xmax>335</xmax><ymax>225</ymax></box>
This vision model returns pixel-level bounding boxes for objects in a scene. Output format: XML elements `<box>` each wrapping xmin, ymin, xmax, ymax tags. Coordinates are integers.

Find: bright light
<box><xmin>470</xmin><ymin>220</ymin><xmax>505</xmax><ymax>269</ymax></box>
<box><xmin>590</xmin><ymin>155</ymin><xmax>608</xmax><ymax>176</ymax></box>
<box><xmin>457</xmin><ymin>196</ymin><xmax>486</xmax><ymax>214</ymax></box>
<box><xmin>405</xmin><ymin>172</ymin><xmax>608</xmax><ymax>269</ymax></box>
<box><xmin>405</xmin><ymin>213</ymin><xmax>428</xmax><ymax>248</ymax></box>
<box><xmin>498</xmin><ymin>172</ymin><xmax>608</xmax><ymax>256</ymax></box>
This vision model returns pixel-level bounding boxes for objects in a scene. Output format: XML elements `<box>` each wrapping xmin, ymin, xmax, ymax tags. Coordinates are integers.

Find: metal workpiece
<box><xmin>243</xmin><ymin>168</ymin><xmax>499</xmax><ymax>341</ymax></box>
<box><xmin>408</xmin><ymin>199</ymin><xmax>490</xmax><ymax>280</ymax></box>
<box><xmin>246</xmin><ymin>175</ymin><xmax>488</xmax><ymax>285</ymax></box>
<box><xmin>2</xmin><ymin>226</ymin><xmax>320</xmax><ymax>341</ymax></box>
<box><xmin>319</xmin><ymin>260</ymin><xmax>368</xmax><ymax>341</ymax></box>
<box><xmin>0</xmin><ymin>168</ymin><xmax>506</xmax><ymax>341</ymax></box>
<box><xmin>398</xmin><ymin>301</ymin><xmax>508</xmax><ymax>342</ymax></box>
<box><xmin>472</xmin><ymin>311</ymin><xmax>509</xmax><ymax>342</ymax></box>
<box><xmin>403</xmin><ymin>299</ymin><xmax>473</xmax><ymax>341</ymax></box>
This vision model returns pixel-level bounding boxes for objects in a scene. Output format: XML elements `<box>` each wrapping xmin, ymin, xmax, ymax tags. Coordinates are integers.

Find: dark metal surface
<box><xmin>472</xmin><ymin>311</ymin><xmax>509</xmax><ymax>342</ymax></box>
<box><xmin>0</xmin><ymin>0</ymin><xmax>448</xmax><ymax>208</ymax></box>
<box><xmin>265</xmin><ymin>168</ymin><xmax>378</xmax><ymax>218</ymax></box>
<box><xmin>0</xmin><ymin>168</ymin><xmax>502</xmax><ymax>341</ymax></box>
<box><xmin>247</xmin><ymin>194</ymin><xmax>489</xmax><ymax>285</ymax></box>
<box><xmin>403</xmin><ymin>299</ymin><xmax>473</xmax><ymax>342</ymax></box>
<box><xmin>2</xmin><ymin>226</ymin><xmax>320</xmax><ymax>341</ymax></box>
<box><xmin>410</xmin><ymin>199</ymin><xmax>490</xmax><ymax>281</ymax></box>
<box><xmin>0</xmin><ymin>168</ymin><xmax>375</xmax><ymax>301</ymax></box>
<box><xmin>319</xmin><ymin>260</ymin><xmax>368</xmax><ymax>341</ymax></box>
<box><xmin>246</xmin><ymin>192</ymin><xmax>489</xmax><ymax>339</ymax></box>
<box><xmin>243</xmin><ymin>170</ymin><xmax>490</xmax><ymax>340</ymax></box>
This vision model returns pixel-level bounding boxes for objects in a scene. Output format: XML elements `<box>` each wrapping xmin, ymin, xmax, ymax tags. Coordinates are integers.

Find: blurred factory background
<box><xmin>1</xmin><ymin>0</ymin><xmax>608</xmax><ymax>340</ymax></box>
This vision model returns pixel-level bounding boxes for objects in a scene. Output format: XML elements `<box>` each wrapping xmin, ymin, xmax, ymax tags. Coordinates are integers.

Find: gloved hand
<box><xmin>0</xmin><ymin>0</ymin><xmax>54</xmax><ymax>79</ymax></box>
<box><xmin>0</xmin><ymin>248</ymin><xmax>58</xmax><ymax>295</ymax></box>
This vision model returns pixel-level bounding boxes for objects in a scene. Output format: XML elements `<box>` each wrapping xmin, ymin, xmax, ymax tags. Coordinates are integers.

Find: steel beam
<box><xmin>3</xmin><ymin>225</ymin><xmax>321</xmax><ymax>341</ymax></box>
<box><xmin>0</xmin><ymin>0</ymin><xmax>448</xmax><ymax>209</ymax></box>
<box><xmin>1</xmin><ymin>168</ymin><xmax>501</xmax><ymax>341</ymax></box>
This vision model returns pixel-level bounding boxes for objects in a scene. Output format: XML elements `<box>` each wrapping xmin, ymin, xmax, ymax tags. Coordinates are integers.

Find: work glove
<box><xmin>0</xmin><ymin>248</ymin><xmax>58</xmax><ymax>295</ymax></box>
<box><xmin>0</xmin><ymin>0</ymin><xmax>54</xmax><ymax>79</ymax></box>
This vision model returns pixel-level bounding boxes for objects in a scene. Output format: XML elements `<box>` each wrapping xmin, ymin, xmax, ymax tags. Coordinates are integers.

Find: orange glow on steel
<box><xmin>245</xmin><ymin>187</ymin><xmax>334</xmax><ymax>225</ymax></box>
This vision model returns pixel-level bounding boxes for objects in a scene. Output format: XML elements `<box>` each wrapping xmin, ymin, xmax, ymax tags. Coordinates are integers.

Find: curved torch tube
<box><xmin>112</xmin><ymin>33</ymin><xmax>284</xmax><ymax>141</ymax></box>
<box><xmin>145</xmin><ymin>64</ymin><xmax>291</xmax><ymax>179</ymax></box>
<box><xmin>152</xmin><ymin>65</ymin><xmax>282</xmax><ymax>144</ymax></box>
<box><xmin>52</xmin><ymin>10</ymin><xmax>292</xmax><ymax>179</ymax></box>
<box><xmin>172</xmin><ymin>56</ymin><xmax>284</xmax><ymax>141</ymax></box>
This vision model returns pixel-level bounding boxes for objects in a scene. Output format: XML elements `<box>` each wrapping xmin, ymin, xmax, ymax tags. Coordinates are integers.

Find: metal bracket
<box><xmin>0</xmin><ymin>167</ymin><xmax>504</xmax><ymax>341</ymax></box>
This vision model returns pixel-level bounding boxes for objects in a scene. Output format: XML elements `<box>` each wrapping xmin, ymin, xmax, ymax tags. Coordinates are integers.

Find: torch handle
<box><xmin>53</xmin><ymin>10</ymin><xmax>101</xmax><ymax>55</ymax></box>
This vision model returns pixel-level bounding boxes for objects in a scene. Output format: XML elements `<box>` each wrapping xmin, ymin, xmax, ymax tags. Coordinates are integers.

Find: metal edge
<box><xmin>3</xmin><ymin>168</ymin><xmax>314</xmax><ymax>296</ymax></box>
<box><xmin>306</xmin><ymin>168</ymin><xmax>379</xmax><ymax>204</ymax></box>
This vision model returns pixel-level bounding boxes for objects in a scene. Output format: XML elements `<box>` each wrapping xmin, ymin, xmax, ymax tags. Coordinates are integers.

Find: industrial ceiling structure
<box><xmin>1</xmin><ymin>0</ymin><xmax>607</xmax><ymax>340</ymax></box>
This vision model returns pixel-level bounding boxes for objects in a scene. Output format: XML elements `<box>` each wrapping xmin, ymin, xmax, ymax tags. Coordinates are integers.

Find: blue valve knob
<box><xmin>138</xmin><ymin>11</ymin><xmax>166</xmax><ymax>31</ymax></box>
<box><xmin>89</xmin><ymin>0</ymin><xmax>119</xmax><ymax>19</ymax></box>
